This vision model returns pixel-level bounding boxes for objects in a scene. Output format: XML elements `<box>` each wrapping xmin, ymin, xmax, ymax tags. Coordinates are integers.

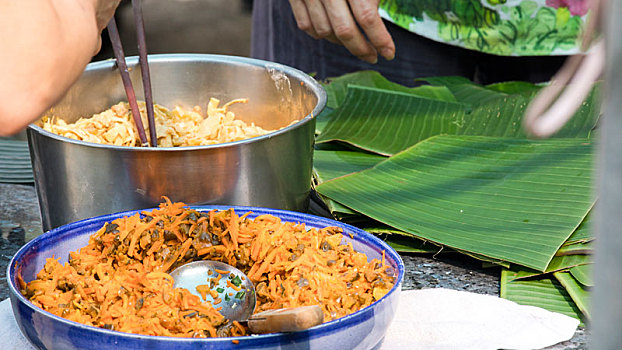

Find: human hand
<box><xmin>91</xmin><ymin>0</ymin><xmax>122</xmax><ymax>54</ymax></box>
<box><xmin>288</xmin><ymin>0</ymin><xmax>395</xmax><ymax>64</ymax></box>
<box><xmin>94</xmin><ymin>0</ymin><xmax>122</xmax><ymax>32</ymax></box>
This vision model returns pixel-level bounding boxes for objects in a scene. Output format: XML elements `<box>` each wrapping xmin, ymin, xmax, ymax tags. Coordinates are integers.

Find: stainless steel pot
<box><xmin>27</xmin><ymin>54</ymin><xmax>326</xmax><ymax>231</ymax></box>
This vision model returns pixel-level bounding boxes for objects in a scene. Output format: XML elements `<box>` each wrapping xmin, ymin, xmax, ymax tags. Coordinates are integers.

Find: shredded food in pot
<box><xmin>19</xmin><ymin>198</ymin><xmax>396</xmax><ymax>338</ymax></box>
<box><xmin>41</xmin><ymin>98</ymin><xmax>281</xmax><ymax>147</ymax></box>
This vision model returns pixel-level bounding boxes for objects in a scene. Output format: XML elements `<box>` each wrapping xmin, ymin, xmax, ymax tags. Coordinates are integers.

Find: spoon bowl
<box><xmin>169</xmin><ymin>260</ymin><xmax>325</xmax><ymax>334</ymax></box>
<box><xmin>169</xmin><ymin>260</ymin><xmax>256</xmax><ymax>322</ymax></box>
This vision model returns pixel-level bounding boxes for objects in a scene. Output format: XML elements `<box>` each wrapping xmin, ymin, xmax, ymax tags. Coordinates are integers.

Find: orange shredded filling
<box><xmin>22</xmin><ymin>198</ymin><xmax>395</xmax><ymax>338</ymax></box>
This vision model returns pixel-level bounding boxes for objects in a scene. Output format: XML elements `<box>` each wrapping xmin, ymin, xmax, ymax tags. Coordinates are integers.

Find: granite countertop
<box><xmin>0</xmin><ymin>183</ymin><xmax>587</xmax><ymax>349</ymax></box>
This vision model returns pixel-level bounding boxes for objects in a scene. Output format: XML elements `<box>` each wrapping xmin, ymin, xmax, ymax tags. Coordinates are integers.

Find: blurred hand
<box><xmin>94</xmin><ymin>0</ymin><xmax>122</xmax><ymax>32</ymax></box>
<box><xmin>288</xmin><ymin>0</ymin><xmax>395</xmax><ymax>63</ymax></box>
<box><xmin>0</xmin><ymin>0</ymin><xmax>124</xmax><ymax>135</ymax></box>
<box><xmin>92</xmin><ymin>0</ymin><xmax>122</xmax><ymax>54</ymax></box>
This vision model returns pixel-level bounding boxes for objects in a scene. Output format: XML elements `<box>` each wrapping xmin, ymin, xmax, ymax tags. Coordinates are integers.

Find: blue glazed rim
<box><xmin>8</xmin><ymin>205</ymin><xmax>405</xmax><ymax>347</ymax></box>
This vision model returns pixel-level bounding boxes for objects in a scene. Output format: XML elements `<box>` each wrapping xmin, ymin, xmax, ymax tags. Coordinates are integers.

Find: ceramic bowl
<box><xmin>8</xmin><ymin>206</ymin><xmax>404</xmax><ymax>350</ymax></box>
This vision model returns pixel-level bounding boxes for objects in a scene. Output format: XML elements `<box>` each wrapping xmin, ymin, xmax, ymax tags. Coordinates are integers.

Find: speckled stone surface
<box><xmin>0</xmin><ymin>183</ymin><xmax>41</xmax><ymax>241</ymax></box>
<box><xmin>0</xmin><ymin>183</ymin><xmax>586</xmax><ymax>349</ymax></box>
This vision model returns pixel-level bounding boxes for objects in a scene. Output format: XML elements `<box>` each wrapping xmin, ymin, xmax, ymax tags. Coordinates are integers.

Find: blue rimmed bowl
<box><xmin>8</xmin><ymin>206</ymin><xmax>404</xmax><ymax>350</ymax></box>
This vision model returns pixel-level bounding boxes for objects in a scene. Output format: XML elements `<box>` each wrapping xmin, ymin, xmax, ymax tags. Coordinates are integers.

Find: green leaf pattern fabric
<box><xmin>379</xmin><ymin>0</ymin><xmax>588</xmax><ymax>56</ymax></box>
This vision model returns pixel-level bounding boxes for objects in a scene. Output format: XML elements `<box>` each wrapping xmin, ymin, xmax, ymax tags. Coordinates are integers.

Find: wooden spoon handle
<box><xmin>247</xmin><ymin>305</ymin><xmax>324</xmax><ymax>334</ymax></box>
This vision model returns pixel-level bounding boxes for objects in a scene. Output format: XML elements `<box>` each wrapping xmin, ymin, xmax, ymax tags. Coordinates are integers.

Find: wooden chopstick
<box><xmin>107</xmin><ymin>17</ymin><xmax>148</xmax><ymax>146</ymax></box>
<box><xmin>106</xmin><ymin>4</ymin><xmax>158</xmax><ymax>147</ymax></box>
<box><xmin>132</xmin><ymin>0</ymin><xmax>157</xmax><ymax>147</ymax></box>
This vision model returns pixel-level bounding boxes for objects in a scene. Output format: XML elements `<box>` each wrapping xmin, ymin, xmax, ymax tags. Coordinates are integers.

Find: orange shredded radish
<box><xmin>21</xmin><ymin>198</ymin><xmax>395</xmax><ymax>338</ymax></box>
<box><xmin>196</xmin><ymin>284</ymin><xmax>210</xmax><ymax>301</ymax></box>
<box><xmin>226</xmin><ymin>279</ymin><xmax>242</xmax><ymax>291</ymax></box>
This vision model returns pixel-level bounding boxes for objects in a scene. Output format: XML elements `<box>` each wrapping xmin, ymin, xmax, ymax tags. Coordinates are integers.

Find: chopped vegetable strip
<box><xmin>22</xmin><ymin>199</ymin><xmax>395</xmax><ymax>337</ymax></box>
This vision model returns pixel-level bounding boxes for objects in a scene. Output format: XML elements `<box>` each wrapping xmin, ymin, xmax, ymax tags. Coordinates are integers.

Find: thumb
<box><xmin>93</xmin><ymin>35</ymin><xmax>103</xmax><ymax>56</ymax></box>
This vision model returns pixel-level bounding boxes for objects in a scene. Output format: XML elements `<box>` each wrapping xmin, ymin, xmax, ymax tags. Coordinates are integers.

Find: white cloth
<box><xmin>1</xmin><ymin>288</ymin><xmax>579</xmax><ymax>350</ymax></box>
<box><xmin>1</xmin><ymin>298</ymin><xmax>32</xmax><ymax>349</ymax></box>
<box><xmin>379</xmin><ymin>288</ymin><xmax>579</xmax><ymax>350</ymax></box>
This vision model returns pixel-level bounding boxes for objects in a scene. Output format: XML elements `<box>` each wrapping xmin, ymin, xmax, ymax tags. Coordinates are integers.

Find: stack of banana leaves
<box><xmin>312</xmin><ymin>71</ymin><xmax>598</xmax><ymax>324</ymax></box>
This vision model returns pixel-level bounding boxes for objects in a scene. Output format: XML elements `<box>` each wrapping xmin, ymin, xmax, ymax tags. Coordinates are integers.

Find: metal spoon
<box><xmin>169</xmin><ymin>260</ymin><xmax>324</xmax><ymax>334</ymax></box>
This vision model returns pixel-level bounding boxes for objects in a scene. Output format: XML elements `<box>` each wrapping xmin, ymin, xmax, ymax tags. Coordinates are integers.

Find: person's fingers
<box><xmin>290</xmin><ymin>0</ymin><xmax>342</xmax><ymax>45</ymax></box>
<box><xmin>94</xmin><ymin>35</ymin><xmax>103</xmax><ymax>56</ymax></box>
<box><xmin>288</xmin><ymin>0</ymin><xmax>319</xmax><ymax>38</ymax></box>
<box><xmin>322</xmin><ymin>0</ymin><xmax>377</xmax><ymax>63</ymax></box>
<box><xmin>304</xmin><ymin>0</ymin><xmax>335</xmax><ymax>39</ymax></box>
<box><xmin>94</xmin><ymin>0</ymin><xmax>122</xmax><ymax>32</ymax></box>
<box><xmin>324</xmin><ymin>34</ymin><xmax>342</xmax><ymax>45</ymax></box>
<box><xmin>349</xmin><ymin>0</ymin><xmax>395</xmax><ymax>60</ymax></box>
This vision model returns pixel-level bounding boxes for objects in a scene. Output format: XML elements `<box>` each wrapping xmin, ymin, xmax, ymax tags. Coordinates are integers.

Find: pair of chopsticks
<box><xmin>107</xmin><ymin>0</ymin><xmax>157</xmax><ymax>147</ymax></box>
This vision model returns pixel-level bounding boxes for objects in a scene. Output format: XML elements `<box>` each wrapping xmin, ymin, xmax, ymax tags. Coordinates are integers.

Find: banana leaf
<box><xmin>312</xmin><ymin>149</ymin><xmax>385</xmax><ymax>218</ymax></box>
<box><xmin>486</xmin><ymin>81</ymin><xmax>543</xmax><ymax>95</ymax></box>
<box><xmin>316</xmin><ymin>135</ymin><xmax>595</xmax><ymax>271</ymax></box>
<box><xmin>452</xmin><ymin>249</ymin><xmax>511</xmax><ymax>268</ymax></box>
<box><xmin>440</xmin><ymin>83</ymin><xmax>510</xmax><ymax>106</ymax></box>
<box><xmin>508</xmin><ymin>254</ymin><xmax>591</xmax><ymax>281</ymax></box>
<box><xmin>420</xmin><ymin>77</ymin><xmax>540</xmax><ymax>101</ymax></box>
<box><xmin>365</xmin><ymin>223</ymin><xmax>511</xmax><ymax>265</ymax></box>
<box><xmin>323</xmin><ymin>70</ymin><xmax>457</xmax><ymax>108</ymax></box>
<box><xmin>416</xmin><ymin>76</ymin><xmax>474</xmax><ymax>87</ymax></box>
<box><xmin>564</xmin><ymin>213</ymin><xmax>593</xmax><ymax>245</ymax></box>
<box><xmin>313</xmin><ymin>150</ymin><xmax>385</xmax><ymax>184</ymax></box>
<box><xmin>464</xmin><ymin>87</ymin><xmax>600</xmax><ymax>139</ymax></box>
<box><xmin>316</xmin><ymin>85</ymin><xmax>599</xmax><ymax>156</ymax></box>
<box><xmin>556</xmin><ymin>214</ymin><xmax>594</xmax><ymax>256</ymax></box>
<box><xmin>365</xmin><ymin>229</ymin><xmax>441</xmax><ymax>253</ymax></box>
<box><xmin>555</xmin><ymin>271</ymin><xmax>591</xmax><ymax>319</ymax></box>
<box><xmin>312</xmin><ymin>191</ymin><xmax>356</xmax><ymax>218</ymax></box>
<box><xmin>570</xmin><ymin>264</ymin><xmax>594</xmax><ymax>287</ymax></box>
<box><xmin>315</xmin><ymin>107</ymin><xmax>334</xmax><ymax>135</ymax></box>
<box><xmin>556</xmin><ymin>242</ymin><xmax>593</xmax><ymax>256</ymax></box>
<box><xmin>546</xmin><ymin>255</ymin><xmax>591</xmax><ymax>272</ymax></box>
<box><xmin>443</xmin><ymin>81</ymin><xmax>540</xmax><ymax>106</ymax></box>
<box><xmin>501</xmin><ymin>268</ymin><xmax>583</xmax><ymax>322</ymax></box>
<box><xmin>316</xmin><ymin>85</ymin><xmax>467</xmax><ymax>156</ymax></box>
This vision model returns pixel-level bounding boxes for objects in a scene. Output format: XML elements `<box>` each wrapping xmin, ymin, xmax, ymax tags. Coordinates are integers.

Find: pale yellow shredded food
<box><xmin>41</xmin><ymin>98</ymin><xmax>280</xmax><ymax>147</ymax></box>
